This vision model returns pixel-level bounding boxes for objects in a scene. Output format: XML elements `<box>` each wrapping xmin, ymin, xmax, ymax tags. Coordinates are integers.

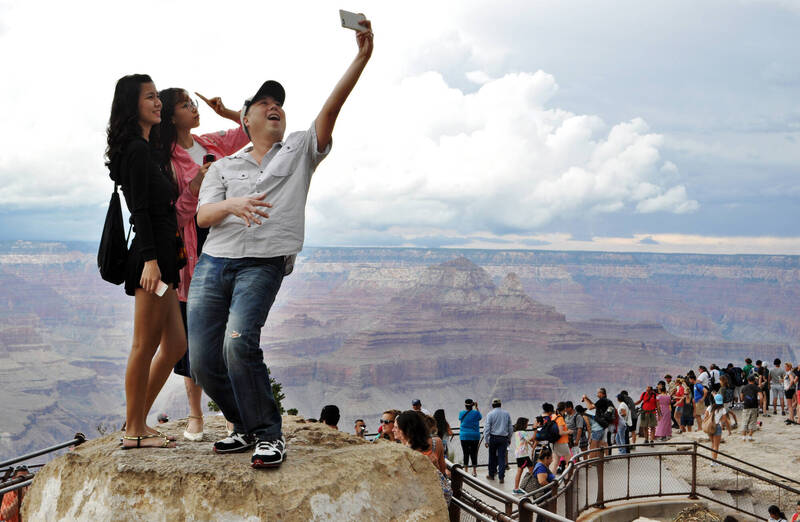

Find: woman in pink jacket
<box><xmin>157</xmin><ymin>88</ymin><xmax>250</xmax><ymax>441</ymax></box>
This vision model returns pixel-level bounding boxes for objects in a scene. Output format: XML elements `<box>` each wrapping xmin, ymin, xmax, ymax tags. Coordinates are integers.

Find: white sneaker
<box><xmin>251</xmin><ymin>436</ymin><xmax>286</xmax><ymax>468</ymax></box>
<box><xmin>710</xmin><ymin>462</ymin><xmax>718</xmax><ymax>467</ymax></box>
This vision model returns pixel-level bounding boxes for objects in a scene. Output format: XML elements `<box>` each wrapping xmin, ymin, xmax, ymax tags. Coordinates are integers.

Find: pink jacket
<box><xmin>173</xmin><ymin>126</ymin><xmax>250</xmax><ymax>301</ymax></box>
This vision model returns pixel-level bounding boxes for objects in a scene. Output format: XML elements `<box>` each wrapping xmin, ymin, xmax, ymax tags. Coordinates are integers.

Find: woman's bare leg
<box><xmin>124</xmin><ymin>289</ymin><xmax>176</xmax><ymax>448</ymax></box>
<box><xmin>143</xmin><ymin>289</ymin><xmax>187</xmax><ymax>415</ymax></box>
<box><xmin>185</xmin><ymin>377</ymin><xmax>204</xmax><ymax>433</ymax></box>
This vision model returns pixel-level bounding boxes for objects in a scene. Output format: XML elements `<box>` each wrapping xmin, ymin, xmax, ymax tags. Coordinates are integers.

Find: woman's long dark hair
<box><xmin>514</xmin><ymin>417</ymin><xmax>529</xmax><ymax>432</ymax></box>
<box><xmin>433</xmin><ymin>409</ymin><xmax>449</xmax><ymax>439</ymax></box>
<box><xmin>156</xmin><ymin>87</ymin><xmax>186</xmax><ymax>171</ymax></box>
<box><xmin>105</xmin><ymin>74</ymin><xmax>160</xmax><ymax>182</ymax></box>
<box><xmin>395</xmin><ymin>410</ymin><xmax>431</xmax><ymax>452</ymax></box>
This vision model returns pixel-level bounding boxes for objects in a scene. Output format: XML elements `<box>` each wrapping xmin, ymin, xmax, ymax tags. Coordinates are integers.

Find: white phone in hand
<box><xmin>339</xmin><ymin>9</ymin><xmax>366</xmax><ymax>32</ymax></box>
<box><xmin>155</xmin><ymin>281</ymin><xmax>168</xmax><ymax>297</ymax></box>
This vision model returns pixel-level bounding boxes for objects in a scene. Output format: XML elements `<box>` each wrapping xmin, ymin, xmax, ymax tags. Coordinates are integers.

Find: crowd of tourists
<box><xmin>303</xmin><ymin>356</ymin><xmax>799</xmax><ymax>509</ymax></box>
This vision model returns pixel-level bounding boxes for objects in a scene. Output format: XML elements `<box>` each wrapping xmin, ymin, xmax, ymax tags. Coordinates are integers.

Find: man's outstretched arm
<box><xmin>315</xmin><ymin>18</ymin><xmax>373</xmax><ymax>152</ymax></box>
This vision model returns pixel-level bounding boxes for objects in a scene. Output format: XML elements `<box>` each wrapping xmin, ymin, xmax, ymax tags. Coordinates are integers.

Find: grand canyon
<box><xmin>1</xmin><ymin>241</ymin><xmax>797</xmax><ymax>459</ymax></box>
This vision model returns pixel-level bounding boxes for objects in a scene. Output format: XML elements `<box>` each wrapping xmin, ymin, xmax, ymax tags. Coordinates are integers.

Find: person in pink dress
<box><xmin>156</xmin><ymin>88</ymin><xmax>250</xmax><ymax>441</ymax></box>
<box><xmin>655</xmin><ymin>382</ymin><xmax>673</xmax><ymax>440</ymax></box>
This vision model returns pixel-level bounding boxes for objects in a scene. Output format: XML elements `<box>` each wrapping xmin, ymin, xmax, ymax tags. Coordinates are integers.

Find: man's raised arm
<box><xmin>315</xmin><ymin>18</ymin><xmax>373</xmax><ymax>153</ymax></box>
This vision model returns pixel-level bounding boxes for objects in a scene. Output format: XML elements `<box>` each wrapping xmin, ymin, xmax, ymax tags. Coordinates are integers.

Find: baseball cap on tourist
<box><xmin>492</xmin><ymin>398</ymin><xmax>501</xmax><ymax>406</ymax></box>
<box><xmin>240</xmin><ymin>80</ymin><xmax>286</xmax><ymax>138</ymax></box>
<box><xmin>714</xmin><ymin>394</ymin><xmax>724</xmax><ymax>405</ymax></box>
<box><xmin>411</xmin><ymin>399</ymin><xmax>421</xmax><ymax>406</ymax></box>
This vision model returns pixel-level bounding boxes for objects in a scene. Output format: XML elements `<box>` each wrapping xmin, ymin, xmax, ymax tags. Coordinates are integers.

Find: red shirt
<box><xmin>639</xmin><ymin>391</ymin><xmax>657</xmax><ymax>412</ymax></box>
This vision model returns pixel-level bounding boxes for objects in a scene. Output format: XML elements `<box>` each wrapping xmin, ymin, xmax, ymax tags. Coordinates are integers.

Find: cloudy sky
<box><xmin>0</xmin><ymin>0</ymin><xmax>798</xmax><ymax>254</ymax></box>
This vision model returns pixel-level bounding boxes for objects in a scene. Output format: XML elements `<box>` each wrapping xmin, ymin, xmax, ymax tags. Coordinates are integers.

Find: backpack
<box><xmin>703</xmin><ymin>387</ymin><xmax>713</xmax><ymax>407</ymax></box>
<box><xmin>595</xmin><ymin>406</ymin><xmax>615</xmax><ymax>428</ymax></box>
<box><xmin>730</xmin><ymin>367</ymin><xmax>745</xmax><ymax>387</ymax></box>
<box><xmin>97</xmin><ymin>183</ymin><xmax>132</xmax><ymax>285</ymax></box>
<box><xmin>722</xmin><ymin>387</ymin><xmax>734</xmax><ymax>404</ymax></box>
<box><xmin>535</xmin><ymin>416</ymin><xmax>561</xmax><ymax>443</ymax></box>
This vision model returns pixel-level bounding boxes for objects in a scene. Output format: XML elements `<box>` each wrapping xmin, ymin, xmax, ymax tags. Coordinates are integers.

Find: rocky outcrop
<box><xmin>23</xmin><ymin>415</ymin><xmax>448</xmax><ymax>521</ymax></box>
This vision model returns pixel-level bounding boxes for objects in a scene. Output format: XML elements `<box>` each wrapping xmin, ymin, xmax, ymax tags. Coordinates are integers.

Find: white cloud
<box><xmin>310</xmin><ymin>71</ymin><xmax>697</xmax><ymax>241</ymax></box>
<box><xmin>465</xmin><ymin>70</ymin><xmax>492</xmax><ymax>85</ymax></box>
<box><xmin>636</xmin><ymin>185</ymin><xmax>699</xmax><ymax>214</ymax></box>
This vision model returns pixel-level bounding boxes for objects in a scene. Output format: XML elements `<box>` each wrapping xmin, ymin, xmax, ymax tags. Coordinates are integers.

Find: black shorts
<box><xmin>786</xmin><ymin>389</ymin><xmax>796</xmax><ymax>400</ymax></box>
<box><xmin>516</xmin><ymin>456</ymin><xmax>532</xmax><ymax>469</ymax></box>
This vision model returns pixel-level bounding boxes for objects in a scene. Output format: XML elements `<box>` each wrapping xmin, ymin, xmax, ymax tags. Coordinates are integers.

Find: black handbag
<box><xmin>97</xmin><ymin>183</ymin><xmax>131</xmax><ymax>285</ymax></box>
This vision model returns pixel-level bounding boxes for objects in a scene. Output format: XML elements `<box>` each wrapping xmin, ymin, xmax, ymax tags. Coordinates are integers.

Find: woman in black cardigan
<box><xmin>106</xmin><ymin>74</ymin><xmax>186</xmax><ymax>449</ymax></box>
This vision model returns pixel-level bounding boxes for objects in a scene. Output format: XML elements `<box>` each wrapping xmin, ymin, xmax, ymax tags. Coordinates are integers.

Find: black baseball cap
<box><xmin>246</xmin><ymin>80</ymin><xmax>285</xmax><ymax>110</ymax></box>
<box><xmin>240</xmin><ymin>80</ymin><xmax>286</xmax><ymax>138</ymax></box>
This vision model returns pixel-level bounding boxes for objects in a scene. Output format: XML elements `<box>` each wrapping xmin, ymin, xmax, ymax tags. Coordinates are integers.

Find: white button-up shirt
<box><xmin>198</xmin><ymin>120</ymin><xmax>330</xmax><ymax>260</ymax></box>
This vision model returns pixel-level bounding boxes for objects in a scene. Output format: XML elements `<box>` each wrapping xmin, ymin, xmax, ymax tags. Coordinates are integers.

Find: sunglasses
<box><xmin>380</xmin><ymin>419</ymin><xmax>394</xmax><ymax>424</ymax></box>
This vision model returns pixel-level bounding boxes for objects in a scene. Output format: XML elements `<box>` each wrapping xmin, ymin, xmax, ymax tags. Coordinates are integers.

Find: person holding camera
<box><xmin>156</xmin><ymin>87</ymin><xmax>250</xmax><ymax>442</ymax></box>
<box><xmin>188</xmin><ymin>18</ymin><xmax>373</xmax><ymax>469</ymax></box>
<box><xmin>354</xmin><ymin>419</ymin><xmax>367</xmax><ymax>438</ymax></box>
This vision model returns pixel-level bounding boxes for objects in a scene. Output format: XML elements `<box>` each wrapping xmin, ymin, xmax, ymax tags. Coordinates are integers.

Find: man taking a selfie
<box><xmin>188</xmin><ymin>17</ymin><xmax>373</xmax><ymax>469</ymax></box>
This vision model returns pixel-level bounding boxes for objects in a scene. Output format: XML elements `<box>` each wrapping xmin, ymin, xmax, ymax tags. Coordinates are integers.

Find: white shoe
<box><xmin>710</xmin><ymin>462</ymin><xmax>718</xmax><ymax>467</ymax></box>
<box><xmin>183</xmin><ymin>429</ymin><xmax>204</xmax><ymax>441</ymax></box>
<box><xmin>184</xmin><ymin>415</ymin><xmax>204</xmax><ymax>441</ymax></box>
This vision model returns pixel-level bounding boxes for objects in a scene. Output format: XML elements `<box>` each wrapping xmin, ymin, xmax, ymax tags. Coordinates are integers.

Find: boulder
<box><xmin>22</xmin><ymin>416</ymin><xmax>448</xmax><ymax>521</ymax></box>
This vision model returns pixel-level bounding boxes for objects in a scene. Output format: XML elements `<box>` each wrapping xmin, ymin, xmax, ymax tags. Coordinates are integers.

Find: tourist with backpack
<box><xmin>564</xmin><ymin>401</ymin><xmax>586</xmax><ymax>457</ymax></box>
<box><xmin>635</xmin><ymin>385</ymin><xmax>659</xmax><ymax>444</ymax></box>
<box><xmin>542</xmin><ymin>403</ymin><xmax>570</xmax><ymax>474</ymax></box>
<box><xmin>702</xmin><ymin>394</ymin><xmax>732</xmax><ymax>466</ymax></box>
<box><xmin>573</xmin><ymin>405</ymin><xmax>592</xmax><ymax>459</ymax></box>
<box><xmin>106</xmin><ymin>74</ymin><xmax>187</xmax><ymax>450</ymax></box>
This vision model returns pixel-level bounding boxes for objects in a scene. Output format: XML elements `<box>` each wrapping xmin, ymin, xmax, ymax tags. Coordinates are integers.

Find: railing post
<box><xmin>543</xmin><ymin>481</ymin><xmax>559</xmax><ymax>518</ymax></box>
<box><xmin>565</xmin><ymin>472</ymin><xmax>575</xmax><ymax>521</ymax></box>
<box><xmin>596</xmin><ymin>448</ymin><xmax>605</xmax><ymax>509</ymax></box>
<box><xmin>518</xmin><ymin>498</ymin><xmax>534</xmax><ymax>522</ymax></box>
<box><xmin>689</xmin><ymin>441</ymin><xmax>698</xmax><ymax>499</ymax></box>
<box><xmin>448</xmin><ymin>464</ymin><xmax>463</xmax><ymax>522</ymax></box>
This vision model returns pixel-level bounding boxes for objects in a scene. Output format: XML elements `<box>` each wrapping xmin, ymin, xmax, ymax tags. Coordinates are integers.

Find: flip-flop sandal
<box><xmin>122</xmin><ymin>434</ymin><xmax>174</xmax><ymax>449</ymax></box>
<box><xmin>149</xmin><ymin>428</ymin><xmax>177</xmax><ymax>441</ymax></box>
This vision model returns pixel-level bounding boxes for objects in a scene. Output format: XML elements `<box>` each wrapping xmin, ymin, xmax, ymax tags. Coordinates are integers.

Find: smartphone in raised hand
<box><xmin>203</xmin><ymin>153</ymin><xmax>215</xmax><ymax>164</ymax></box>
<box><xmin>339</xmin><ymin>9</ymin><xmax>366</xmax><ymax>31</ymax></box>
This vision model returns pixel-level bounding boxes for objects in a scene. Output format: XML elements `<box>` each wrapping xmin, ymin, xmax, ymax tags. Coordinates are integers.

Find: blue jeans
<box><xmin>188</xmin><ymin>254</ymin><xmax>284</xmax><ymax>441</ymax></box>
<box><xmin>487</xmin><ymin>435</ymin><xmax>509</xmax><ymax>479</ymax></box>
<box><xmin>615</xmin><ymin>425</ymin><xmax>629</xmax><ymax>454</ymax></box>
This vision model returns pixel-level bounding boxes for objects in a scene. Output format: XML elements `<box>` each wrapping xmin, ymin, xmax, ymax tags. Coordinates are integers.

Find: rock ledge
<box><xmin>23</xmin><ymin>415</ymin><xmax>448</xmax><ymax>521</ymax></box>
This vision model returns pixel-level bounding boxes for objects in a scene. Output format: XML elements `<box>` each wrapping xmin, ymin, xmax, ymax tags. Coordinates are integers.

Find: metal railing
<box><xmin>446</xmin><ymin>440</ymin><xmax>800</xmax><ymax>521</ymax></box>
<box><xmin>0</xmin><ymin>433</ymin><xmax>86</xmax><ymax>497</ymax></box>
